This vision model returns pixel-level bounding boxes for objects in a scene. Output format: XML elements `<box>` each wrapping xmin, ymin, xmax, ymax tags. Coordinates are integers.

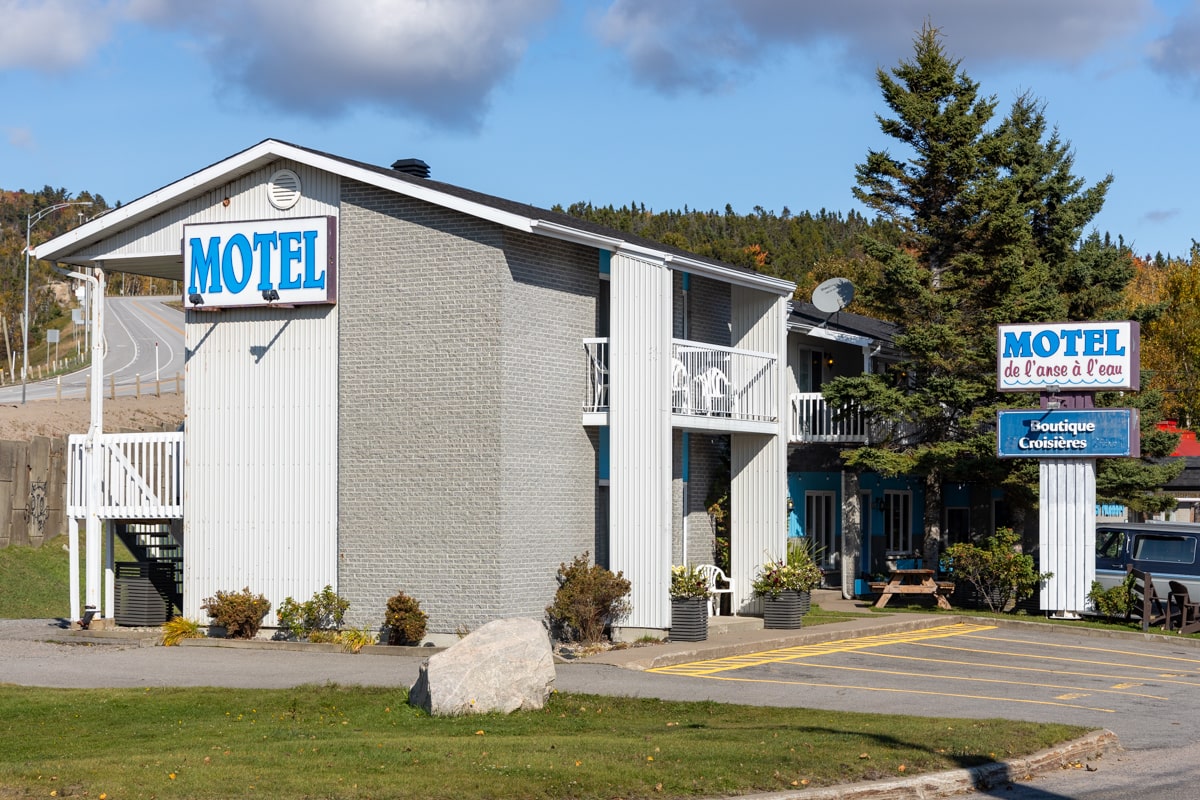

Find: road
<box><xmin>0</xmin><ymin>295</ymin><xmax>184</xmax><ymax>404</ymax></box>
<box><xmin>1</xmin><ymin>618</ymin><xmax>1197</xmax><ymax>798</ymax></box>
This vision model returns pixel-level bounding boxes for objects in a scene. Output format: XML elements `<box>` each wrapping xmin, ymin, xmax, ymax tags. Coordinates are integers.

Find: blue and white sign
<box><xmin>183</xmin><ymin>216</ymin><xmax>336</xmax><ymax>309</ymax></box>
<box><xmin>997</xmin><ymin>409</ymin><xmax>1140</xmax><ymax>458</ymax></box>
<box><xmin>997</xmin><ymin>321</ymin><xmax>1140</xmax><ymax>392</ymax></box>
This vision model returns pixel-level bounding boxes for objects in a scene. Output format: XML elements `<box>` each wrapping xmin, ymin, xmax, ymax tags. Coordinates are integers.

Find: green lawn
<box><xmin>0</xmin><ymin>684</ymin><xmax>1087</xmax><ymax>800</ymax></box>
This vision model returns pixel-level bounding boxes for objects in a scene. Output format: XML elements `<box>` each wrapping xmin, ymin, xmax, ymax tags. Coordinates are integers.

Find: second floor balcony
<box><xmin>584</xmin><ymin>337</ymin><xmax>778</xmax><ymax>427</ymax></box>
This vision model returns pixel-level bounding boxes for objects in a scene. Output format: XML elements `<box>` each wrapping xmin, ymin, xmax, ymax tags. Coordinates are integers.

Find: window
<box><xmin>805</xmin><ymin>491</ymin><xmax>837</xmax><ymax>568</ymax></box>
<box><xmin>1096</xmin><ymin>530</ymin><xmax>1125</xmax><ymax>560</ymax></box>
<box><xmin>884</xmin><ymin>491</ymin><xmax>912</xmax><ymax>554</ymax></box>
<box><xmin>1133</xmin><ymin>535</ymin><xmax>1196</xmax><ymax>565</ymax></box>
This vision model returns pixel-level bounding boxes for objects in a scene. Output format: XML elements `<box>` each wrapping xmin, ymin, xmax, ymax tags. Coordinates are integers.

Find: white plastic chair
<box><xmin>694</xmin><ymin>367</ymin><xmax>734</xmax><ymax>416</ymax></box>
<box><xmin>697</xmin><ymin>564</ymin><xmax>734</xmax><ymax>616</ymax></box>
<box><xmin>671</xmin><ymin>358</ymin><xmax>691</xmax><ymax>413</ymax></box>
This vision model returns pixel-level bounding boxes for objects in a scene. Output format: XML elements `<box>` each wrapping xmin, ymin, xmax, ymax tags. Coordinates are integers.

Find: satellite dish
<box><xmin>812</xmin><ymin>277</ymin><xmax>855</xmax><ymax>314</ymax></box>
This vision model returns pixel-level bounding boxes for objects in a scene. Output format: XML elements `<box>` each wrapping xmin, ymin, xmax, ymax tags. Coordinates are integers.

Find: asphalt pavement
<box><xmin>3</xmin><ymin>592</ymin><xmax>1199</xmax><ymax>799</ymax></box>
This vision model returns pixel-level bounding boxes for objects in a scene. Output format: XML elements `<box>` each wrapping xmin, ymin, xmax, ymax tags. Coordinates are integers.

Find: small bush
<box><xmin>338</xmin><ymin>627</ymin><xmax>378</xmax><ymax>653</ymax></box>
<box><xmin>201</xmin><ymin>587</ymin><xmax>271</xmax><ymax>639</ymax></box>
<box><xmin>944</xmin><ymin>528</ymin><xmax>1050</xmax><ymax>613</ymax></box>
<box><xmin>384</xmin><ymin>591</ymin><xmax>428</xmax><ymax>645</ymax></box>
<box><xmin>276</xmin><ymin>585</ymin><xmax>350</xmax><ymax>640</ymax></box>
<box><xmin>546</xmin><ymin>552</ymin><xmax>631</xmax><ymax>645</ymax></box>
<box><xmin>160</xmin><ymin>617</ymin><xmax>203</xmax><ymax>647</ymax></box>
<box><xmin>1088</xmin><ymin>574</ymin><xmax>1134</xmax><ymax>618</ymax></box>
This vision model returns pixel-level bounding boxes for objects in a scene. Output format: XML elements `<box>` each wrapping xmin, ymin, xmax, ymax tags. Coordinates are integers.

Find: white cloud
<box><xmin>595</xmin><ymin>0</ymin><xmax>1151</xmax><ymax>94</ymax></box>
<box><xmin>5</xmin><ymin>126</ymin><xmax>35</xmax><ymax>149</ymax></box>
<box><xmin>130</xmin><ymin>0</ymin><xmax>559</xmax><ymax>129</ymax></box>
<box><xmin>1148</xmin><ymin>4</ymin><xmax>1200</xmax><ymax>88</ymax></box>
<box><xmin>0</xmin><ymin>0</ymin><xmax>119</xmax><ymax>70</ymax></box>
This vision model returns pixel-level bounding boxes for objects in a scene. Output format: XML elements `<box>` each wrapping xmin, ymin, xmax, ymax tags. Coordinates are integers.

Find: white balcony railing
<box><xmin>67</xmin><ymin>432</ymin><xmax>185</xmax><ymax>519</ymax></box>
<box><xmin>583</xmin><ymin>337</ymin><xmax>778</xmax><ymax>424</ymax></box>
<box><xmin>789</xmin><ymin>392</ymin><xmax>868</xmax><ymax>443</ymax></box>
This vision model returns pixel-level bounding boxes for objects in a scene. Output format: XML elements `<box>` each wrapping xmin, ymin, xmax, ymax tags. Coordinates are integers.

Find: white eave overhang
<box><xmin>794</xmin><ymin>324</ymin><xmax>873</xmax><ymax>347</ymax></box>
<box><xmin>32</xmin><ymin>139</ymin><xmax>796</xmax><ymax>298</ymax></box>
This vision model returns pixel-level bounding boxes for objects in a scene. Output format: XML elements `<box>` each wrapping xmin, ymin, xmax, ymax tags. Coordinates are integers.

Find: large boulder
<box><xmin>408</xmin><ymin>617</ymin><xmax>555</xmax><ymax>716</ymax></box>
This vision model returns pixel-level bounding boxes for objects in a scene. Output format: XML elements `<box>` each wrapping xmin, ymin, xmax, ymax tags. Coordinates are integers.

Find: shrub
<box><xmin>160</xmin><ymin>617</ymin><xmax>203</xmax><ymax>647</ymax></box>
<box><xmin>338</xmin><ymin>627</ymin><xmax>378</xmax><ymax>653</ymax></box>
<box><xmin>384</xmin><ymin>591</ymin><xmax>428</xmax><ymax>645</ymax></box>
<box><xmin>1088</xmin><ymin>574</ymin><xmax>1134</xmax><ymax>618</ymax></box>
<box><xmin>545</xmin><ymin>552</ymin><xmax>631</xmax><ymax>645</ymax></box>
<box><xmin>944</xmin><ymin>527</ymin><xmax>1050</xmax><ymax>613</ymax></box>
<box><xmin>276</xmin><ymin>585</ymin><xmax>350</xmax><ymax>640</ymax></box>
<box><xmin>201</xmin><ymin>587</ymin><xmax>271</xmax><ymax>639</ymax></box>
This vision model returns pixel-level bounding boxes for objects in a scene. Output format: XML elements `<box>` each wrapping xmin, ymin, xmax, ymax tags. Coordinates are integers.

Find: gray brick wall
<box><xmin>337</xmin><ymin>180</ymin><xmax>597</xmax><ymax>634</ymax></box>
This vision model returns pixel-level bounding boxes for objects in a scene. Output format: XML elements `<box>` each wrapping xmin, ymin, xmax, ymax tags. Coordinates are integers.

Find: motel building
<box><xmin>35</xmin><ymin>139</ymin><xmax>931</xmax><ymax>640</ymax></box>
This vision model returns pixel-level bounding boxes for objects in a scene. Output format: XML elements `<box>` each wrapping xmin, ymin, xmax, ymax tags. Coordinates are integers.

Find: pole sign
<box><xmin>997</xmin><ymin>321</ymin><xmax>1139</xmax><ymax>392</ymax></box>
<box><xmin>183</xmin><ymin>216</ymin><xmax>337</xmax><ymax>309</ymax></box>
<box><xmin>997</xmin><ymin>408</ymin><xmax>1140</xmax><ymax>458</ymax></box>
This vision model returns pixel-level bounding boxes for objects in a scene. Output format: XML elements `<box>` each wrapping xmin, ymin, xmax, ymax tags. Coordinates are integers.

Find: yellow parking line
<box><xmin>648</xmin><ymin>623</ymin><xmax>996</xmax><ymax>677</ymax></box>
<box><xmin>860</xmin><ymin>649</ymin><xmax>1200</xmax><ymax>688</ymax></box>
<box><xmin>913</xmin><ymin>640</ymin><xmax>1200</xmax><ymax>677</ymax></box>
<box><xmin>773</xmin><ymin>659</ymin><xmax>1166</xmax><ymax>700</ymax></box>
<box><xmin>962</xmin><ymin>633</ymin><xmax>1200</xmax><ymax>667</ymax></box>
<box><xmin>691</xmin><ymin>674</ymin><xmax>1115</xmax><ymax>713</ymax></box>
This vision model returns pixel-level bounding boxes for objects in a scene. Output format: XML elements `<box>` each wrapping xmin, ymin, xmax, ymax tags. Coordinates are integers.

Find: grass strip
<box><xmin>0</xmin><ymin>684</ymin><xmax>1086</xmax><ymax>799</ymax></box>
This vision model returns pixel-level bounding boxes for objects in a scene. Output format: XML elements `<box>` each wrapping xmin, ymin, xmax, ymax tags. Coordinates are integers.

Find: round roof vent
<box><xmin>267</xmin><ymin>169</ymin><xmax>302</xmax><ymax>210</ymax></box>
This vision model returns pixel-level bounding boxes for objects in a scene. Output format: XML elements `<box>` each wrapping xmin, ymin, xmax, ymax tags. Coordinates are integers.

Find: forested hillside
<box><xmin>557</xmin><ymin>201</ymin><xmax>901</xmax><ymax>307</ymax></box>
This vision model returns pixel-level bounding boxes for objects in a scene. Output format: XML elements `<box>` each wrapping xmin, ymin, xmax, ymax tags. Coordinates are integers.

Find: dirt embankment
<box><xmin>0</xmin><ymin>394</ymin><xmax>184</xmax><ymax>441</ymax></box>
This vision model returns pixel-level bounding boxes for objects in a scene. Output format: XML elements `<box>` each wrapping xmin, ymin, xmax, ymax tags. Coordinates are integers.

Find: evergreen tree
<box><xmin>824</xmin><ymin>23</ymin><xmax>1169</xmax><ymax>551</ymax></box>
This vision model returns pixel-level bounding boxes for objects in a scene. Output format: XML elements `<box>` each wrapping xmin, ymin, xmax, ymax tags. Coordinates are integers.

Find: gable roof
<box><xmin>34</xmin><ymin>138</ymin><xmax>795</xmax><ymax>295</ymax></box>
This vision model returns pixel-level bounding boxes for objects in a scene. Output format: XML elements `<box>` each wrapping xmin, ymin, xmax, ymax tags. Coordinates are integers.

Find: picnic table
<box><xmin>871</xmin><ymin>569</ymin><xmax>954</xmax><ymax>610</ymax></box>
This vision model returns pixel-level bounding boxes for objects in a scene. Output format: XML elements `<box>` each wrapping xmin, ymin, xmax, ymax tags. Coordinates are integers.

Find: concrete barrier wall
<box><xmin>0</xmin><ymin>437</ymin><xmax>67</xmax><ymax>549</ymax></box>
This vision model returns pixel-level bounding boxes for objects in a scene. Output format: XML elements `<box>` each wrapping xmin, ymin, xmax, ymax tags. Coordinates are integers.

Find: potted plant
<box><xmin>752</xmin><ymin>541</ymin><xmax>822</xmax><ymax>629</ymax></box>
<box><xmin>669</xmin><ymin>565</ymin><xmax>710</xmax><ymax>641</ymax></box>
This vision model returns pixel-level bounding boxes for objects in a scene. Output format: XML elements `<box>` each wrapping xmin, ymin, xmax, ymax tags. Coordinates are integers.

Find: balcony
<box><xmin>67</xmin><ymin>432</ymin><xmax>184</xmax><ymax>519</ymax></box>
<box><xmin>789</xmin><ymin>392</ymin><xmax>868</xmax><ymax>444</ymax></box>
<box><xmin>583</xmin><ymin>338</ymin><xmax>778</xmax><ymax>426</ymax></box>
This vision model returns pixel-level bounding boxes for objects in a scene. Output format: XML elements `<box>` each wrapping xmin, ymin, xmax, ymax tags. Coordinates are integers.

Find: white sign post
<box><xmin>996</xmin><ymin>321</ymin><xmax>1141</xmax><ymax>617</ymax></box>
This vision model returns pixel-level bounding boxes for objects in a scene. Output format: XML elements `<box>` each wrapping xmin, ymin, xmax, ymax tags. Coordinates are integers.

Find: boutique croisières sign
<box><xmin>996</xmin><ymin>321</ymin><xmax>1139</xmax><ymax>393</ymax></box>
<box><xmin>183</xmin><ymin>217</ymin><xmax>337</xmax><ymax>309</ymax></box>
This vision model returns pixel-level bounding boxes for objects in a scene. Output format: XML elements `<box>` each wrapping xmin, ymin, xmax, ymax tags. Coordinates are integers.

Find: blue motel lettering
<box><xmin>1001</xmin><ymin>327</ymin><xmax>1126</xmax><ymax>359</ymax></box>
<box><xmin>187</xmin><ymin>229</ymin><xmax>326</xmax><ymax>296</ymax></box>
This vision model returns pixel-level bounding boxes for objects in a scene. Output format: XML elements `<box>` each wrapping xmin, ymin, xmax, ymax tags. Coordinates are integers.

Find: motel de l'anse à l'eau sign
<box><xmin>997</xmin><ymin>321</ymin><xmax>1139</xmax><ymax>393</ymax></box>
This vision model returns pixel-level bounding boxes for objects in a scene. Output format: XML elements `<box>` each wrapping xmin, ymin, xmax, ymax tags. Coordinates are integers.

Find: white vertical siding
<box><xmin>729</xmin><ymin>289</ymin><xmax>788</xmax><ymax>611</ymax></box>
<box><xmin>608</xmin><ymin>253</ymin><xmax>672</xmax><ymax>629</ymax></box>
<box><xmin>1039</xmin><ymin>458</ymin><xmax>1096</xmax><ymax>613</ymax></box>
<box><xmin>182</xmin><ymin>303</ymin><xmax>338</xmax><ymax>621</ymax></box>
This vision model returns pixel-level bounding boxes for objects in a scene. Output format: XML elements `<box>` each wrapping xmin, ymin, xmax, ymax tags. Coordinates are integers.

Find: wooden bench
<box><xmin>1127</xmin><ymin>567</ymin><xmax>1168</xmax><ymax>631</ymax></box>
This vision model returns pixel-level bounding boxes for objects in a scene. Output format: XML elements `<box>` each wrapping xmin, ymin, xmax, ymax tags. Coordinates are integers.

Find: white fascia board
<box><xmin>34</xmin><ymin>139</ymin><xmax>539</xmax><ymax>262</ymax></box>
<box><xmin>33</xmin><ymin>138</ymin><xmax>792</xmax><ymax>300</ymax></box>
<box><xmin>795</xmin><ymin>324</ymin><xmax>873</xmax><ymax>347</ymax></box>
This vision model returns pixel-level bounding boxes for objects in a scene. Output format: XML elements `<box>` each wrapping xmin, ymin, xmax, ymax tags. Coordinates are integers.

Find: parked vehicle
<box><xmin>1094</xmin><ymin>522</ymin><xmax>1200</xmax><ymax>599</ymax></box>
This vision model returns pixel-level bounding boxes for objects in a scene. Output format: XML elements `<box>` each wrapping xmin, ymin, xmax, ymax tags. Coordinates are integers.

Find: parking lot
<box><xmin>578</xmin><ymin>621</ymin><xmax>1200</xmax><ymax>751</ymax></box>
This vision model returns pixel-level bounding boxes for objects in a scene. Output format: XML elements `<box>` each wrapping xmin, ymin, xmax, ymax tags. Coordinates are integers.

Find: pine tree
<box><xmin>825</xmin><ymin>23</ymin><xmax>1167</xmax><ymax>551</ymax></box>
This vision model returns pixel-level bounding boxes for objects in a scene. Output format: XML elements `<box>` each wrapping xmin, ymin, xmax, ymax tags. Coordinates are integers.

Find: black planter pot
<box><xmin>670</xmin><ymin>597</ymin><xmax>709</xmax><ymax>641</ymax></box>
<box><xmin>763</xmin><ymin>590</ymin><xmax>808</xmax><ymax>629</ymax></box>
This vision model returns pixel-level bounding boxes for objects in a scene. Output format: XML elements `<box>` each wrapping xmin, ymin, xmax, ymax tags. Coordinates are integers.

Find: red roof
<box><xmin>1158</xmin><ymin>420</ymin><xmax>1200</xmax><ymax>456</ymax></box>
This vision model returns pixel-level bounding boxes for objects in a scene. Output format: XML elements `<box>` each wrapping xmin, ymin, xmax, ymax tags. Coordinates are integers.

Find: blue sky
<box><xmin>3</xmin><ymin>0</ymin><xmax>1200</xmax><ymax>259</ymax></box>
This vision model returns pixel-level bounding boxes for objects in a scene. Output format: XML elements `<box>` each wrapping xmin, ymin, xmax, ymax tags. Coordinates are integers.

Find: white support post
<box><xmin>68</xmin><ymin>517</ymin><xmax>80</xmax><ymax>623</ymax></box>
<box><xmin>1039</xmin><ymin>458</ymin><xmax>1097</xmax><ymax>616</ymax></box>
<box><xmin>72</xmin><ymin>266</ymin><xmax>106</xmax><ymax>616</ymax></box>
<box><xmin>104</xmin><ymin>519</ymin><xmax>115</xmax><ymax>619</ymax></box>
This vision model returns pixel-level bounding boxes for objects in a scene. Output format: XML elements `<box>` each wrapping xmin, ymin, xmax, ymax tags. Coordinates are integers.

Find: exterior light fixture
<box><xmin>262</xmin><ymin>289</ymin><xmax>280</xmax><ymax>302</ymax></box>
<box><xmin>188</xmin><ymin>293</ymin><xmax>205</xmax><ymax>306</ymax></box>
